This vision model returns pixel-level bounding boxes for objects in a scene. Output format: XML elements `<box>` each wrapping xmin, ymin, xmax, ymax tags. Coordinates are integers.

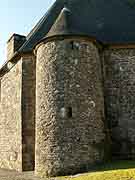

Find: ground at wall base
<box><xmin>0</xmin><ymin>169</ymin><xmax>41</xmax><ymax>180</ymax></box>
<box><xmin>1</xmin><ymin>161</ymin><xmax>135</xmax><ymax>180</ymax></box>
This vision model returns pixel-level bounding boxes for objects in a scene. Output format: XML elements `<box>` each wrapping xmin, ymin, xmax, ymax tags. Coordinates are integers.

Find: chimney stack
<box><xmin>7</xmin><ymin>34</ymin><xmax>26</xmax><ymax>60</ymax></box>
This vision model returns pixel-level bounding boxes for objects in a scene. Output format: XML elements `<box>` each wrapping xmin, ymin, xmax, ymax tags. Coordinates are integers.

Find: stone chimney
<box><xmin>7</xmin><ymin>34</ymin><xmax>26</xmax><ymax>60</ymax></box>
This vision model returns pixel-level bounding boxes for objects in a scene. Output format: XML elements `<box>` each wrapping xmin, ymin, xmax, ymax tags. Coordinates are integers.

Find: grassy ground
<box><xmin>57</xmin><ymin>161</ymin><xmax>135</xmax><ymax>180</ymax></box>
<box><xmin>0</xmin><ymin>161</ymin><xmax>135</xmax><ymax>180</ymax></box>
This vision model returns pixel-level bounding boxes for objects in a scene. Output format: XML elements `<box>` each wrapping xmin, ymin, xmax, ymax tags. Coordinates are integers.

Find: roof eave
<box><xmin>0</xmin><ymin>50</ymin><xmax>33</xmax><ymax>77</ymax></box>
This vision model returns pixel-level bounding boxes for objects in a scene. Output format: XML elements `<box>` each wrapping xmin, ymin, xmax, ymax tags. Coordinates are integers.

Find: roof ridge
<box><xmin>19</xmin><ymin>0</ymin><xmax>64</xmax><ymax>52</ymax></box>
<box><xmin>13</xmin><ymin>0</ymin><xmax>135</xmax><ymax>54</ymax></box>
<box><xmin>26</xmin><ymin>2</ymin><xmax>56</xmax><ymax>41</ymax></box>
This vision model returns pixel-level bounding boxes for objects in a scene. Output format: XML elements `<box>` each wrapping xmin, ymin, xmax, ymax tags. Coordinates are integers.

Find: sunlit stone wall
<box><xmin>35</xmin><ymin>38</ymin><xmax>106</xmax><ymax>177</ymax></box>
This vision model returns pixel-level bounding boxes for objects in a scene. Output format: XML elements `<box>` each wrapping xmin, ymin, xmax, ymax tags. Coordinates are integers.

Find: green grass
<box><xmin>56</xmin><ymin>161</ymin><xmax>135</xmax><ymax>180</ymax></box>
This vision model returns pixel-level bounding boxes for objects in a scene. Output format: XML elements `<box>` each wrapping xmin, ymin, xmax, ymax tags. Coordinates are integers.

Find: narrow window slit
<box><xmin>70</xmin><ymin>41</ymin><xmax>74</xmax><ymax>50</ymax></box>
<box><xmin>67</xmin><ymin>107</ymin><xmax>72</xmax><ymax>118</ymax></box>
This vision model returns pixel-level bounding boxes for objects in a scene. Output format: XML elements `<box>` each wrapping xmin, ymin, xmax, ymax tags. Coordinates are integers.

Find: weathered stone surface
<box><xmin>35</xmin><ymin>39</ymin><xmax>105</xmax><ymax>177</ymax></box>
<box><xmin>3</xmin><ymin>29</ymin><xmax>135</xmax><ymax>177</ymax></box>
<box><xmin>21</xmin><ymin>56</ymin><xmax>36</xmax><ymax>171</ymax></box>
<box><xmin>0</xmin><ymin>55</ymin><xmax>36</xmax><ymax>171</ymax></box>
<box><xmin>103</xmin><ymin>48</ymin><xmax>135</xmax><ymax>159</ymax></box>
<box><xmin>0</xmin><ymin>60</ymin><xmax>22</xmax><ymax>171</ymax></box>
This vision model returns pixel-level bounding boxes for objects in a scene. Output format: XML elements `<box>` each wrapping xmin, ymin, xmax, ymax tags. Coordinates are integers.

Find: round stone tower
<box><xmin>35</xmin><ymin>7</ymin><xmax>106</xmax><ymax>177</ymax></box>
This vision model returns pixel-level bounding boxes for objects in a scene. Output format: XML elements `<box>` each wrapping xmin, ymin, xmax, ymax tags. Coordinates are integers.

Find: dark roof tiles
<box><xmin>19</xmin><ymin>0</ymin><xmax>63</xmax><ymax>53</ymax></box>
<box><xmin>16</xmin><ymin>0</ymin><xmax>135</xmax><ymax>53</ymax></box>
<box><xmin>46</xmin><ymin>7</ymin><xmax>83</xmax><ymax>38</ymax></box>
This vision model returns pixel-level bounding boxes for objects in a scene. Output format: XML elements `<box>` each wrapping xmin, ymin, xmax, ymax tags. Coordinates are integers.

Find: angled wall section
<box><xmin>0</xmin><ymin>60</ymin><xmax>22</xmax><ymax>171</ymax></box>
<box><xmin>21</xmin><ymin>55</ymin><xmax>36</xmax><ymax>171</ymax></box>
<box><xmin>0</xmin><ymin>55</ymin><xmax>36</xmax><ymax>171</ymax></box>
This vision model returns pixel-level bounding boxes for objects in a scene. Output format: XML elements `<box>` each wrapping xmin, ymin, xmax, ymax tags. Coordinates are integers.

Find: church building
<box><xmin>1</xmin><ymin>0</ymin><xmax>135</xmax><ymax>177</ymax></box>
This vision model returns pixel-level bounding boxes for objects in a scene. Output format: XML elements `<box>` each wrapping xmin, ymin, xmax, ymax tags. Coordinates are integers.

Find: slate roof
<box><xmin>9</xmin><ymin>0</ymin><xmax>135</xmax><ymax>53</ymax></box>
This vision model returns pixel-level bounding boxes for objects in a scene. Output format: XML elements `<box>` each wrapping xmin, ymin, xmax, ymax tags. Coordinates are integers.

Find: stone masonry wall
<box><xmin>35</xmin><ymin>39</ymin><xmax>106</xmax><ymax>177</ymax></box>
<box><xmin>7</xmin><ymin>38</ymin><xmax>14</xmax><ymax>60</ymax></box>
<box><xmin>21</xmin><ymin>56</ymin><xmax>36</xmax><ymax>171</ymax></box>
<box><xmin>103</xmin><ymin>48</ymin><xmax>135</xmax><ymax>159</ymax></box>
<box><xmin>0</xmin><ymin>60</ymin><xmax>22</xmax><ymax>171</ymax></box>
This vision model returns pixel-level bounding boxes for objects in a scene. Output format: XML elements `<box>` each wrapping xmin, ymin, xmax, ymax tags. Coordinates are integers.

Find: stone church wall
<box><xmin>103</xmin><ymin>48</ymin><xmax>135</xmax><ymax>159</ymax></box>
<box><xmin>21</xmin><ymin>56</ymin><xmax>36</xmax><ymax>171</ymax></box>
<box><xmin>35</xmin><ymin>38</ymin><xmax>106</xmax><ymax>177</ymax></box>
<box><xmin>0</xmin><ymin>55</ymin><xmax>36</xmax><ymax>171</ymax></box>
<box><xmin>0</xmin><ymin>60</ymin><xmax>22</xmax><ymax>171</ymax></box>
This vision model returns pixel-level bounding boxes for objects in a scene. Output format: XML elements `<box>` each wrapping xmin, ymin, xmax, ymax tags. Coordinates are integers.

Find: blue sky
<box><xmin>0</xmin><ymin>0</ymin><xmax>55</xmax><ymax>66</ymax></box>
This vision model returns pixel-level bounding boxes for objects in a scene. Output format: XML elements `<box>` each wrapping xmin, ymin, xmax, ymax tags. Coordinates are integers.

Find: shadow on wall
<box><xmin>89</xmin><ymin>160</ymin><xmax>135</xmax><ymax>173</ymax></box>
